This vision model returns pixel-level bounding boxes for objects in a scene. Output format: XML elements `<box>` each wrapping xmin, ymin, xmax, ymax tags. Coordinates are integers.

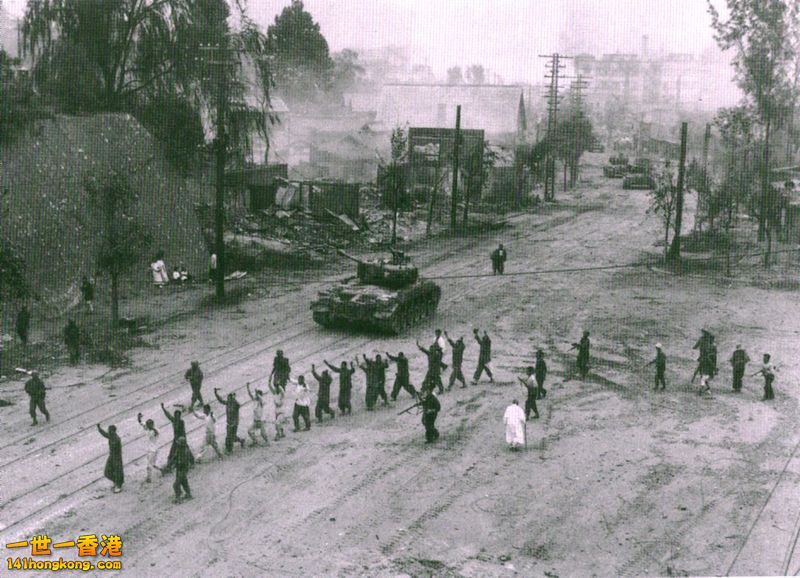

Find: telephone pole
<box><xmin>450</xmin><ymin>105</ymin><xmax>461</xmax><ymax>232</ymax></box>
<box><xmin>539</xmin><ymin>53</ymin><xmax>572</xmax><ymax>201</ymax></box>
<box><xmin>199</xmin><ymin>42</ymin><xmax>232</xmax><ymax>300</ymax></box>
<box><xmin>668</xmin><ymin>122</ymin><xmax>689</xmax><ymax>264</ymax></box>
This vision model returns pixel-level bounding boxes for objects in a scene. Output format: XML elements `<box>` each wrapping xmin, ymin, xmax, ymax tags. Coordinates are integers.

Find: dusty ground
<box><xmin>2</xmin><ymin>153</ymin><xmax>800</xmax><ymax>577</ymax></box>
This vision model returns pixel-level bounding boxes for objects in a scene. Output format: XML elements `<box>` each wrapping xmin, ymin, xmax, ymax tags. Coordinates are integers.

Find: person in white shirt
<box><xmin>150</xmin><ymin>251</ymin><xmax>169</xmax><ymax>287</ymax></box>
<box><xmin>268</xmin><ymin>376</ymin><xmax>287</xmax><ymax>440</ymax></box>
<box><xmin>503</xmin><ymin>400</ymin><xmax>526</xmax><ymax>451</ymax></box>
<box><xmin>192</xmin><ymin>404</ymin><xmax>223</xmax><ymax>461</ymax></box>
<box><xmin>752</xmin><ymin>353</ymin><xmax>777</xmax><ymax>401</ymax></box>
<box><xmin>137</xmin><ymin>412</ymin><xmax>162</xmax><ymax>482</ymax></box>
<box><xmin>291</xmin><ymin>375</ymin><xmax>312</xmax><ymax>432</ymax></box>
<box><xmin>246</xmin><ymin>383</ymin><xmax>269</xmax><ymax>446</ymax></box>
<box><xmin>433</xmin><ymin>329</ymin><xmax>448</xmax><ymax>356</ymax></box>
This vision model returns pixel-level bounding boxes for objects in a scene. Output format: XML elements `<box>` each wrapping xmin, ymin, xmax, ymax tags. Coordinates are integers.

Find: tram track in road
<box><xmin>0</xmin><ymin>204</ymin><xmax>587</xmax><ymax>542</ymax></box>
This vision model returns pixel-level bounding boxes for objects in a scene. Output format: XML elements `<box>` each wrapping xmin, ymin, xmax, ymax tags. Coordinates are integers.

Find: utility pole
<box><xmin>450</xmin><ymin>105</ymin><xmax>461</xmax><ymax>232</ymax></box>
<box><xmin>668</xmin><ymin>122</ymin><xmax>688</xmax><ymax>264</ymax></box>
<box><xmin>567</xmin><ymin>74</ymin><xmax>590</xmax><ymax>189</ymax></box>
<box><xmin>200</xmin><ymin>42</ymin><xmax>231</xmax><ymax>300</ymax></box>
<box><xmin>539</xmin><ymin>53</ymin><xmax>572</xmax><ymax>201</ymax></box>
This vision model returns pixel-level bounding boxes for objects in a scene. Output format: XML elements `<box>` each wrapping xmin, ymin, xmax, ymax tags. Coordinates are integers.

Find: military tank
<box><xmin>311</xmin><ymin>250</ymin><xmax>441</xmax><ymax>334</ymax></box>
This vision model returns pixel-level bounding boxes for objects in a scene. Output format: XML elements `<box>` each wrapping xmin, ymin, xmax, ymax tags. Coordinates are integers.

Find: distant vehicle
<box><xmin>310</xmin><ymin>250</ymin><xmax>441</xmax><ymax>334</ymax></box>
<box><xmin>622</xmin><ymin>174</ymin><xmax>655</xmax><ymax>190</ymax></box>
<box><xmin>603</xmin><ymin>154</ymin><xmax>629</xmax><ymax>178</ymax></box>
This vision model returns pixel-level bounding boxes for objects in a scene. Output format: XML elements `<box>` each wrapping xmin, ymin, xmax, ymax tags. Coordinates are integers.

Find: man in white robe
<box><xmin>503</xmin><ymin>399</ymin><xmax>526</xmax><ymax>450</ymax></box>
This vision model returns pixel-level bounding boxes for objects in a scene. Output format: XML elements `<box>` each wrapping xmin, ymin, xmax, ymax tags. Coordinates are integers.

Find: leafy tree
<box><xmin>379</xmin><ymin>127</ymin><xmax>407</xmax><ymax>245</ymax></box>
<box><xmin>330</xmin><ymin>49</ymin><xmax>365</xmax><ymax>97</ymax></box>
<box><xmin>709</xmin><ymin>0</ymin><xmax>797</xmax><ymax>260</ymax></box>
<box><xmin>21</xmin><ymin>0</ymin><xmax>196</xmax><ymax>111</ymax></box>
<box><xmin>549</xmin><ymin>110</ymin><xmax>594</xmax><ymax>191</ymax></box>
<box><xmin>266</xmin><ymin>0</ymin><xmax>333</xmax><ymax>102</ymax></box>
<box><xmin>85</xmin><ymin>173</ymin><xmax>151</xmax><ymax>327</ymax></box>
<box><xmin>446</xmin><ymin>66</ymin><xmax>463</xmax><ymax>85</ymax></box>
<box><xmin>136</xmin><ymin>93</ymin><xmax>204</xmax><ymax>174</ymax></box>
<box><xmin>648</xmin><ymin>162</ymin><xmax>679</xmax><ymax>263</ymax></box>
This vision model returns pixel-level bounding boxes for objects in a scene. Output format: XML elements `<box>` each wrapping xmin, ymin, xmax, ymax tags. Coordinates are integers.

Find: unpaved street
<box><xmin>2</xmin><ymin>154</ymin><xmax>800</xmax><ymax>577</ymax></box>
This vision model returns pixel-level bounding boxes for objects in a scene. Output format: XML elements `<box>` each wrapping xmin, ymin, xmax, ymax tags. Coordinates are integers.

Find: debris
<box><xmin>224</xmin><ymin>271</ymin><xmax>247</xmax><ymax>281</ymax></box>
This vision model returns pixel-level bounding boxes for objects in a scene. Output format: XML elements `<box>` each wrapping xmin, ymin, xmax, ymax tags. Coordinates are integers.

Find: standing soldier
<box><xmin>267</xmin><ymin>376</ymin><xmax>287</xmax><ymax>439</ymax></box>
<box><xmin>517</xmin><ymin>367</ymin><xmax>540</xmax><ymax>419</ymax></box>
<box><xmin>138</xmin><ymin>412</ymin><xmax>162</xmax><ymax>482</ymax></box>
<box><xmin>359</xmin><ymin>356</ymin><xmax>378</xmax><ymax>410</ymax></box>
<box><xmin>645</xmin><ymin>344</ymin><xmax>667</xmax><ymax>391</ymax></box>
<box><xmin>444</xmin><ymin>332</ymin><xmax>467</xmax><ymax>389</ymax></box>
<box><xmin>534</xmin><ymin>350</ymin><xmax>548</xmax><ymax>399</ymax></box>
<box><xmin>311</xmin><ymin>364</ymin><xmax>335</xmax><ymax>422</ymax></box>
<box><xmin>184</xmin><ymin>361</ymin><xmax>205</xmax><ymax>410</ymax></box>
<box><xmin>472</xmin><ymin>329</ymin><xmax>495</xmax><ymax>385</ymax></box>
<box><xmin>162</xmin><ymin>403</ymin><xmax>194</xmax><ymax>472</ymax></box>
<box><xmin>373</xmin><ymin>354</ymin><xmax>390</xmax><ymax>406</ymax></box>
<box><xmin>417</xmin><ymin>341</ymin><xmax>447</xmax><ymax>394</ymax></box>
<box><xmin>172</xmin><ymin>436</ymin><xmax>193</xmax><ymax>504</ymax></box>
<box><xmin>571</xmin><ymin>330</ymin><xmax>591</xmax><ymax>380</ymax></box>
<box><xmin>291</xmin><ymin>375</ymin><xmax>312</xmax><ymax>431</ymax></box>
<box><xmin>214</xmin><ymin>388</ymin><xmax>246</xmax><ymax>452</ymax></box>
<box><xmin>97</xmin><ymin>424</ymin><xmax>124</xmax><ymax>493</ymax></box>
<box><xmin>386</xmin><ymin>351</ymin><xmax>417</xmax><ymax>401</ymax></box>
<box><xmin>491</xmin><ymin>243</ymin><xmax>507</xmax><ymax>275</ymax></box>
<box><xmin>325</xmin><ymin>359</ymin><xmax>356</xmax><ymax>415</ymax></box>
<box><xmin>693</xmin><ymin>330</ymin><xmax>717</xmax><ymax>396</ymax></box>
<box><xmin>63</xmin><ymin>319</ymin><xmax>80</xmax><ymax>365</ymax></box>
<box><xmin>752</xmin><ymin>354</ymin><xmax>777</xmax><ymax>401</ymax></box>
<box><xmin>730</xmin><ymin>344</ymin><xmax>750</xmax><ymax>393</ymax></box>
<box><xmin>192</xmin><ymin>404</ymin><xmax>223</xmax><ymax>461</ymax></box>
<box><xmin>81</xmin><ymin>275</ymin><xmax>95</xmax><ymax>313</ymax></box>
<box><xmin>246</xmin><ymin>383</ymin><xmax>269</xmax><ymax>446</ymax></box>
<box><xmin>16</xmin><ymin>304</ymin><xmax>30</xmax><ymax>346</ymax></box>
<box><xmin>25</xmin><ymin>370</ymin><xmax>50</xmax><ymax>426</ymax></box>
<box><xmin>421</xmin><ymin>389</ymin><xmax>441</xmax><ymax>443</ymax></box>
<box><xmin>271</xmin><ymin>350</ymin><xmax>291</xmax><ymax>391</ymax></box>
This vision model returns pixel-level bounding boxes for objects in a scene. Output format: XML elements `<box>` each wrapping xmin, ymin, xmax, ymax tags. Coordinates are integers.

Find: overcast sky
<box><xmin>4</xmin><ymin>0</ymin><xmax>729</xmax><ymax>83</ymax></box>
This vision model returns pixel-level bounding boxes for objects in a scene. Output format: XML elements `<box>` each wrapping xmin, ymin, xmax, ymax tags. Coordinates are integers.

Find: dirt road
<box><xmin>2</xmin><ymin>154</ymin><xmax>800</xmax><ymax>577</ymax></box>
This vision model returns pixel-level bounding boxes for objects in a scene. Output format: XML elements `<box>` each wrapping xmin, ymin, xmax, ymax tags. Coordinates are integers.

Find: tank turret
<box><xmin>311</xmin><ymin>250</ymin><xmax>441</xmax><ymax>334</ymax></box>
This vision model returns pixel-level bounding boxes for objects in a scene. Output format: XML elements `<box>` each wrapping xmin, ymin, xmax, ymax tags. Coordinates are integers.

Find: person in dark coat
<box><xmin>81</xmin><ymin>276</ymin><xmax>95</xmax><ymax>313</ymax></box>
<box><xmin>25</xmin><ymin>371</ymin><xmax>50</xmax><ymax>426</ymax></box>
<box><xmin>491</xmin><ymin>243</ymin><xmax>507</xmax><ymax>275</ymax></box>
<box><xmin>373</xmin><ymin>354</ymin><xmax>390</xmax><ymax>405</ymax></box>
<box><xmin>214</xmin><ymin>388</ymin><xmax>246</xmax><ymax>453</ymax></box>
<box><xmin>271</xmin><ymin>350</ymin><xmax>291</xmax><ymax>390</ymax></box>
<box><xmin>184</xmin><ymin>361</ymin><xmax>204</xmax><ymax>409</ymax></box>
<box><xmin>730</xmin><ymin>345</ymin><xmax>750</xmax><ymax>393</ymax></box>
<box><xmin>325</xmin><ymin>359</ymin><xmax>356</xmax><ymax>414</ymax></box>
<box><xmin>173</xmin><ymin>436</ymin><xmax>193</xmax><ymax>504</ymax></box>
<box><xmin>16</xmin><ymin>305</ymin><xmax>30</xmax><ymax>346</ymax></box>
<box><xmin>358</xmin><ymin>356</ymin><xmax>377</xmax><ymax>410</ymax></box>
<box><xmin>63</xmin><ymin>319</ymin><xmax>80</xmax><ymax>365</ymax></box>
<box><xmin>534</xmin><ymin>350</ymin><xmax>548</xmax><ymax>399</ymax></box>
<box><xmin>387</xmin><ymin>351</ymin><xmax>417</xmax><ymax>401</ymax></box>
<box><xmin>418</xmin><ymin>341</ymin><xmax>447</xmax><ymax>394</ymax></box>
<box><xmin>445</xmin><ymin>332</ymin><xmax>467</xmax><ymax>389</ymax></box>
<box><xmin>97</xmin><ymin>424</ymin><xmax>124</xmax><ymax>493</ymax></box>
<box><xmin>311</xmin><ymin>364</ymin><xmax>335</xmax><ymax>422</ymax></box>
<box><xmin>162</xmin><ymin>403</ymin><xmax>194</xmax><ymax>472</ymax></box>
<box><xmin>421</xmin><ymin>389</ymin><xmax>441</xmax><ymax>443</ymax></box>
<box><xmin>572</xmin><ymin>331</ymin><xmax>590</xmax><ymax>380</ymax></box>
<box><xmin>472</xmin><ymin>329</ymin><xmax>494</xmax><ymax>384</ymax></box>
